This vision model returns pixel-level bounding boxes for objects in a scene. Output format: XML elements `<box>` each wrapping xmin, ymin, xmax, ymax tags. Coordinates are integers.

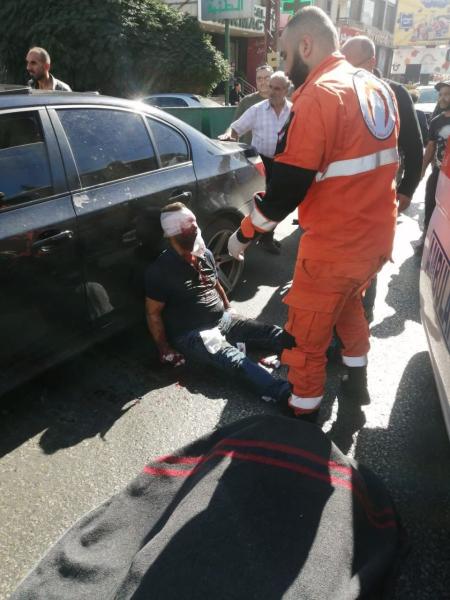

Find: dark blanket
<box><xmin>13</xmin><ymin>416</ymin><xmax>400</xmax><ymax>600</ymax></box>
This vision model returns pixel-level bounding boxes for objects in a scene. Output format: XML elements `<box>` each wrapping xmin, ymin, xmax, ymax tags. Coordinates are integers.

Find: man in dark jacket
<box><xmin>342</xmin><ymin>37</ymin><xmax>422</xmax><ymax>212</ymax></box>
<box><xmin>229</xmin><ymin>81</ymin><xmax>245</xmax><ymax>106</ymax></box>
<box><xmin>342</xmin><ymin>36</ymin><xmax>423</xmax><ymax>321</ymax></box>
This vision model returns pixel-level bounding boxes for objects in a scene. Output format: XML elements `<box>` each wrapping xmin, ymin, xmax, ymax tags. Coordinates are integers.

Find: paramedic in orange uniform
<box><xmin>228</xmin><ymin>7</ymin><xmax>399</xmax><ymax>417</ymax></box>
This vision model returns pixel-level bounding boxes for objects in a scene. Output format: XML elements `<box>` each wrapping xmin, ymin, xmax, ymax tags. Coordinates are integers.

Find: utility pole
<box><xmin>265</xmin><ymin>0</ymin><xmax>280</xmax><ymax>58</ymax></box>
<box><xmin>224</xmin><ymin>19</ymin><xmax>230</xmax><ymax>105</ymax></box>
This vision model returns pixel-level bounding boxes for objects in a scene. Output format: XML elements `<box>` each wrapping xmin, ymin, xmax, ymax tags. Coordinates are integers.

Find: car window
<box><xmin>0</xmin><ymin>111</ymin><xmax>54</xmax><ymax>208</ymax></box>
<box><xmin>147</xmin><ymin>118</ymin><xmax>190</xmax><ymax>167</ymax></box>
<box><xmin>57</xmin><ymin>108</ymin><xmax>158</xmax><ymax>187</ymax></box>
<box><xmin>156</xmin><ymin>97</ymin><xmax>189</xmax><ymax>107</ymax></box>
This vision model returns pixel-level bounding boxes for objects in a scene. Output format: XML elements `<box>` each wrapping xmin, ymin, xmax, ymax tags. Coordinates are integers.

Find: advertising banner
<box><xmin>394</xmin><ymin>0</ymin><xmax>450</xmax><ymax>46</ymax></box>
<box><xmin>391</xmin><ymin>45</ymin><xmax>450</xmax><ymax>75</ymax></box>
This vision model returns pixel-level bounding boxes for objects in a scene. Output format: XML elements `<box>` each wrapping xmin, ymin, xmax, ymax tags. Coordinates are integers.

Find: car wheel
<box><xmin>205</xmin><ymin>218</ymin><xmax>244</xmax><ymax>295</ymax></box>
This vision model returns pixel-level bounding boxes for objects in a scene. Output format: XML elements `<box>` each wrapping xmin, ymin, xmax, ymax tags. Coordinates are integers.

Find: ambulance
<box><xmin>420</xmin><ymin>138</ymin><xmax>450</xmax><ymax>437</ymax></box>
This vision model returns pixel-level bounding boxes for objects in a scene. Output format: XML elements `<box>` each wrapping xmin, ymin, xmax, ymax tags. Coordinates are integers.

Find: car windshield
<box><xmin>418</xmin><ymin>87</ymin><xmax>438</xmax><ymax>103</ymax></box>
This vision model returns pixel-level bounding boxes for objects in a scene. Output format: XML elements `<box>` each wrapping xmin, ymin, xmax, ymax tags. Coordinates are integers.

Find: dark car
<box><xmin>0</xmin><ymin>87</ymin><xmax>264</xmax><ymax>396</ymax></box>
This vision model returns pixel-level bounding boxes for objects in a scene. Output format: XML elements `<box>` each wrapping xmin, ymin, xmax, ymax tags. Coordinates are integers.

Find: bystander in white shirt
<box><xmin>230</xmin><ymin>97</ymin><xmax>292</xmax><ymax>158</ymax></box>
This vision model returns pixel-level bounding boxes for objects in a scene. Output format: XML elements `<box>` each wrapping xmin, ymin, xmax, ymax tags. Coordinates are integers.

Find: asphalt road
<box><xmin>1</xmin><ymin>181</ymin><xmax>450</xmax><ymax>599</ymax></box>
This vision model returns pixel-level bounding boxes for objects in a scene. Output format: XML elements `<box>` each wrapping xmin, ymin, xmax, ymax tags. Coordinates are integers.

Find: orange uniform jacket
<box><xmin>241</xmin><ymin>52</ymin><xmax>399</xmax><ymax>262</ymax></box>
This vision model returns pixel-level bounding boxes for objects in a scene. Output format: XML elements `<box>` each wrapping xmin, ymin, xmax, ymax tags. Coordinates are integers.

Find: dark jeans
<box><xmin>424</xmin><ymin>166</ymin><xmax>440</xmax><ymax>232</ymax></box>
<box><xmin>173</xmin><ymin>313</ymin><xmax>293</xmax><ymax>402</ymax></box>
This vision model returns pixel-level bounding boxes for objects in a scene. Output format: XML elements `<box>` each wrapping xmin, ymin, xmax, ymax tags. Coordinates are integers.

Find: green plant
<box><xmin>0</xmin><ymin>0</ymin><xmax>230</xmax><ymax>96</ymax></box>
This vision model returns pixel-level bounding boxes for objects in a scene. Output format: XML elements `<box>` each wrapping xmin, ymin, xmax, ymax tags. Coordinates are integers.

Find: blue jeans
<box><xmin>173</xmin><ymin>313</ymin><xmax>293</xmax><ymax>402</ymax></box>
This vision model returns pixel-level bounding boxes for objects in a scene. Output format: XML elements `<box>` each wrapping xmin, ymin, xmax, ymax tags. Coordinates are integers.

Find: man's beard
<box><xmin>176</xmin><ymin>230</ymin><xmax>198</xmax><ymax>252</ymax></box>
<box><xmin>290</xmin><ymin>53</ymin><xmax>309</xmax><ymax>89</ymax></box>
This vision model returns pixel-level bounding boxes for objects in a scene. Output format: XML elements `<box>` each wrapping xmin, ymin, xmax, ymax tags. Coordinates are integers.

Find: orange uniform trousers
<box><xmin>281</xmin><ymin>257</ymin><xmax>385</xmax><ymax>402</ymax></box>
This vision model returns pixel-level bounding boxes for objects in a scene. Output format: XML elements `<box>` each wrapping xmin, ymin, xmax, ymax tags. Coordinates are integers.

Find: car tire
<box><xmin>205</xmin><ymin>218</ymin><xmax>244</xmax><ymax>295</ymax></box>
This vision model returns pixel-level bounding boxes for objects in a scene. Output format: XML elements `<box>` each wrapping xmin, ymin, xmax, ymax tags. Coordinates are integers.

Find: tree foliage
<box><xmin>0</xmin><ymin>0</ymin><xmax>229</xmax><ymax>96</ymax></box>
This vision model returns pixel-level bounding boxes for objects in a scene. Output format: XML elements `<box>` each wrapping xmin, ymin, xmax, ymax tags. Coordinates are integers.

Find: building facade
<box><xmin>162</xmin><ymin>0</ymin><xmax>399</xmax><ymax>85</ymax></box>
<box><xmin>335</xmin><ymin>0</ymin><xmax>398</xmax><ymax>75</ymax></box>
<box><xmin>391</xmin><ymin>0</ymin><xmax>450</xmax><ymax>85</ymax></box>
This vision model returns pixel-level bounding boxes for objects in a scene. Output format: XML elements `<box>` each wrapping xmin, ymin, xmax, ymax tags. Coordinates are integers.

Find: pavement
<box><xmin>1</xmin><ymin>179</ymin><xmax>450</xmax><ymax>599</ymax></box>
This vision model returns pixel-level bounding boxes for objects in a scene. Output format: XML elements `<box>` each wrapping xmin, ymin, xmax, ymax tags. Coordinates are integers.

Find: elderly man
<box><xmin>341</xmin><ymin>36</ymin><xmax>422</xmax><ymax>319</ymax></box>
<box><xmin>145</xmin><ymin>202</ymin><xmax>293</xmax><ymax>403</ymax></box>
<box><xmin>228</xmin><ymin>7</ymin><xmax>399</xmax><ymax>418</ymax></box>
<box><xmin>230</xmin><ymin>71</ymin><xmax>292</xmax><ymax>183</ymax></box>
<box><xmin>26</xmin><ymin>47</ymin><xmax>71</xmax><ymax>91</ymax></box>
<box><xmin>228</xmin><ymin>72</ymin><xmax>292</xmax><ymax>254</ymax></box>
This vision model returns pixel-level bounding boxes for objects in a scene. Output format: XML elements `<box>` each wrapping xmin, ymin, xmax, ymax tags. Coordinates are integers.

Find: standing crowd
<box><xmin>24</xmin><ymin>8</ymin><xmax>450</xmax><ymax>424</ymax></box>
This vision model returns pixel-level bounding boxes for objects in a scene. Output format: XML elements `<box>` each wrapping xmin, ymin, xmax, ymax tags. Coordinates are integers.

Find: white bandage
<box><xmin>160</xmin><ymin>207</ymin><xmax>206</xmax><ymax>257</ymax></box>
<box><xmin>160</xmin><ymin>207</ymin><xmax>196</xmax><ymax>238</ymax></box>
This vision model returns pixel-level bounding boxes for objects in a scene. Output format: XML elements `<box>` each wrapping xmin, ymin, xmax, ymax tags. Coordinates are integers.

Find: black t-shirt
<box><xmin>429</xmin><ymin>112</ymin><xmax>450</xmax><ymax>168</ymax></box>
<box><xmin>145</xmin><ymin>248</ymin><xmax>224</xmax><ymax>339</ymax></box>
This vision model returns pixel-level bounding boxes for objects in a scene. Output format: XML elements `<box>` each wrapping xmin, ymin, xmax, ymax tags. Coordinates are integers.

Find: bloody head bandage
<box><xmin>160</xmin><ymin>207</ymin><xmax>206</xmax><ymax>257</ymax></box>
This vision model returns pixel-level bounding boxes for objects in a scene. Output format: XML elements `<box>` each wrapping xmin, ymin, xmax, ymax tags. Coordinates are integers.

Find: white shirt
<box><xmin>230</xmin><ymin>98</ymin><xmax>292</xmax><ymax>158</ymax></box>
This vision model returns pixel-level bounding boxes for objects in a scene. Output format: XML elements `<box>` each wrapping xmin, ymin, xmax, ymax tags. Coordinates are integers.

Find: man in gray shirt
<box><xmin>26</xmin><ymin>47</ymin><xmax>71</xmax><ymax>91</ymax></box>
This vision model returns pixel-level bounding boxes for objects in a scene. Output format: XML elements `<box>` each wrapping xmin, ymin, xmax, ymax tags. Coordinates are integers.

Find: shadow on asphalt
<box><xmin>353</xmin><ymin>351</ymin><xmax>450</xmax><ymax>599</ymax></box>
<box><xmin>0</xmin><ymin>326</ymin><xmax>165</xmax><ymax>457</ymax></box>
<box><xmin>231</xmin><ymin>227</ymin><xmax>300</xmax><ymax>303</ymax></box>
<box><xmin>370</xmin><ymin>254</ymin><xmax>422</xmax><ymax>339</ymax></box>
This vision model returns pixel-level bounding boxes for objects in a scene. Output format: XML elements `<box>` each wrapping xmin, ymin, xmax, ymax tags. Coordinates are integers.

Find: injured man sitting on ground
<box><xmin>145</xmin><ymin>202</ymin><xmax>294</xmax><ymax>403</ymax></box>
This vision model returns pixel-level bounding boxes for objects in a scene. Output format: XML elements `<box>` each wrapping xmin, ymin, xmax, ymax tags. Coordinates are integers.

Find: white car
<box><xmin>140</xmin><ymin>94</ymin><xmax>221</xmax><ymax>108</ymax></box>
<box><xmin>415</xmin><ymin>85</ymin><xmax>439</xmax><ymax>120</ymax></box>
<box><xmin>420</xmin><ymin>139</ymin><xmax>450</xmax><ymax>437</ymax></box>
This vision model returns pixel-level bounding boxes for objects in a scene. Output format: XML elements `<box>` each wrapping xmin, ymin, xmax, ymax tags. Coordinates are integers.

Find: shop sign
<box><xmin>339</xmin><ymin>25</ymin><xmax>362</xmax><ymax>44</ymax></box>
<box><xmin>199</xmin><ymin>0</ymin><xmax>266</xmax><ymax>32</ymax></box>
<box><xmin>200</xmin><ymin>0</ymin><xmax>255</xmax><ymax>21</ymax></box>
<box><xmin>226</xmin><ymin>3</ymin><xmax>266</xmax><ymax>32</ymax></box>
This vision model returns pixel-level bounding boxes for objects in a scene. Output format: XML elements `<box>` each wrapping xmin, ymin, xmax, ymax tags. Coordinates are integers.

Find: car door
<box><xmin>49</xmin><ymin>105</ymin><xmax>197</xmax><ymax>328</ymax></box>
<box><xmin>0</xmin><ymin>107</ymin><xmax>88</xmax><ymax>393</ymax></box>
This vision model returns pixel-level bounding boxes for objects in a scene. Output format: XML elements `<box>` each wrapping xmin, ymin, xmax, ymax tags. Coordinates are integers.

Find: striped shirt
<box><xmin>231</xmin><ymin>98</ymin><xmax>292</xmax><ymax>158</ymax></box>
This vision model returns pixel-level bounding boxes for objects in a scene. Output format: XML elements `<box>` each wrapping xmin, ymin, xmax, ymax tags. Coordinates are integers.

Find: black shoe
<box><xmin>340</xmin><ymin>366</ymin><xmax>370</xmax><ymax>405</ymax></box>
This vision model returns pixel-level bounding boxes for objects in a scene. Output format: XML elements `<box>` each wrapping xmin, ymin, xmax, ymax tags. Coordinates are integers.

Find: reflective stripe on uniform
<box><xmin>288</xmin><ymin>394</ymin><xmax>322</xmax><ymax>411</ymax></box>
<box><xmin>250</xmin><ymin>202</ymin><xmax>278</xmax><ymax>232</ymax></box>
<box><xmin>316</xmin><ymin>147</ymin><xmax>398</xmax><ymax>183</ymax></box>
<box><xmin>342</xmin><ymin>355</ymin><xmax>368</xmax><ymax>367</ymax></box>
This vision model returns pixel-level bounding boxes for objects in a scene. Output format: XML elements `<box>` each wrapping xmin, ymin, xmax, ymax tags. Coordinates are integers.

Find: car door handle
<box><xmin>169</xmin><ymin>191</ymin><xmax>192</xmax><ymax>203</ymax></box>
<box><xmin>122</xmin><ymin>229</ymin><xmax>137</xmax><ymax>245</ymax></box>
<box><xmin>32</xmin><ymin>230</ymin><xmax>74</xmax><ymax>250</ymax></box>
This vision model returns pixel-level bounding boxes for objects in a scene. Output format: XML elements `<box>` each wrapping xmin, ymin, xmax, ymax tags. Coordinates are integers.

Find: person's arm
<box><xmin>214</xmin><ymin>280</ymin><xmax>231</xmax><ymax>310</ymax></box>
<box><xmin>228</xmin><ymin>164</ymin><xmax>317</xmax><ymax>260</ymax></box>
<box><xmin>392</xmin><ymin>82</ymin><xmax>423</xmax><ymax>210</ymax></box>
<box><xmin>229</xmin><ymin>104</ymin><xmax>256</xmax><ymax>139</ymax></box>
<box><xmin>145</xmin><ymin>297</ymin><xmax>185</xmax><ymax>366</ymax></box>
<box><xmin>422</xmin><ymin>141</ymin><xmax>436</xmax><ymax>178</ymax></box>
